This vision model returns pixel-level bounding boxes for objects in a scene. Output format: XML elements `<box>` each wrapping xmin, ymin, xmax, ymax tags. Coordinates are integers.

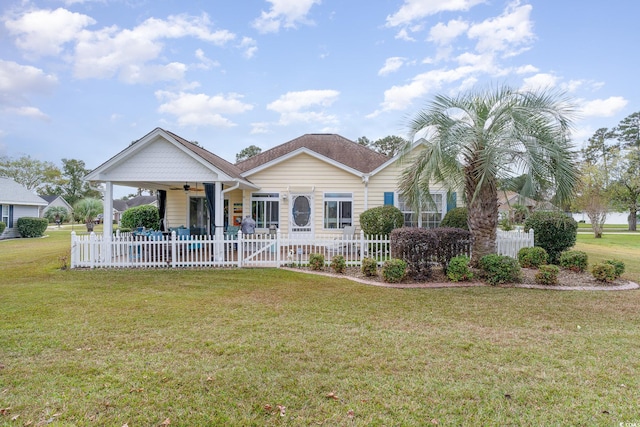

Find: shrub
<box><xmin>382</xmin><ymin>259</ymin><xmax>407</xmax><ymax>283</ymax></box>
<box><xmin>121</xmin><ymin>205</ymin><xmax>160</xmax><ymax>230</ymax></box>
<box><xmin>518</xmin><ymin>247</ymin><xmax>548</xmax><ymax>268</ymax></box>
<box><xmin>535</xmin><ymin>265</ymin><xmax>559</xmax><ymax>286</ymax></box>
<box><xmin>16</xmin><ymin>217</ymin><xmax>48</xmax><ymax>238</ymax></box>
<box><xmin>390</xmin><ymin>227</ymin><xmax>438</xmax><ymax>279</ymax></box>
<box><xmin>478</xmin><ymin>254</ymin><xmax>522</xmax><ymax>286</ymax></box>
<box><xmin>439</xmin><ymin>207</ymin><xmax>468</xmax><ymax>230</ymax></box>
<box><xmin>523</xmin><ymin>211</ymin><xmax>577</xmax><ymax>264</ymax></box>
<box><xmin>359</xmin><ymin>205</ymin><xmax>404</xmax><ymax>236</ymax></box>
<box><xmin>446</xmin><ymin>255</ymin><xmax>474</xmax><ymax>282</ymax></box>
<box><xmin>591</xmin><ymin>263</ymin><xmax>616</xmax><ymax>282</ymax></box>
<box><xmin>431</xmin><ymin>227</ymin><xmax>473</xmax><ymax>270</ymax></box>
<box><xmin>604</xmin><ymin>259</ymin><xmax>625</xmax><ymax>279</ymax></box>
<box><xmin>361</xmin><ymin>257</ymin><xmax>378</xmax><ymax>277</ymax></box>
<box><xmin>330</xmin><ymin>255</ymin><xmax>346</xmax><ymax>274</ymax></box>
<box><xmin>308</xmin><ymin>253</ymin><xmax>325</xmax><ymax>271</ymax></box>
<box><xmin>0</xmin><ymin>221</ymin><xmax>5</xmax><ymax>234</ymax></box>
<box><xmin>559</xmin><ymin>250</ymin><xmax>588</xmax><ymax>273</ymax></box>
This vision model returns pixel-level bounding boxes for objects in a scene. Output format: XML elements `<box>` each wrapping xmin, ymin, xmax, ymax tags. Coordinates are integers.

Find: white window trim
<box><xmin>323</xmin><ymin>192</ymin><xmax>353</xmax><ymax>230</ymax></box>
<box><xmin>250</xmin><ymin>192</ymin><xmax>280</xmax><ymax>229</ymax></box>
<box><xmin>396</xmin><ymin>190</ymin><xmax>446</xmax><ymax>228</ymax></box>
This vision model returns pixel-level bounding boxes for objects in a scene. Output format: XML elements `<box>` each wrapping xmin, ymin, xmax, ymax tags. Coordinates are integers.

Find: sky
<box><xmin>1</xmin><ymin>0</ymin><xmax>639</xmax><ymax>196</ymax></box>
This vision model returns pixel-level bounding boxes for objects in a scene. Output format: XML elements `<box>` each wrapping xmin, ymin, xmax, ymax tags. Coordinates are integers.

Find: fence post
<box><xmin>359</xmin><ymin>230</ymin><xmax>365</xmax><ymax>262</ymax></box>
<box><xmin>237</xmin><ymin>230</ymin><xmax>243</xmax><ymax>268</ymax></box>
<box><xmin>70</xmin><ymin>231</ymin><xmax>77</xmax><ymax>268</ymax></box>
<box><xmin>276</xmin><ymin>229</ymin><xmax>281</xmax><ymax>266</ymax></box>
<box><xmin>171</xmin><ymin>231</ymin><xmax>177</xmax><ymax>268</ymax></box>
<box><xmin>89</xmin><ymin>232</ymin><xmax>96</xmax><ymax>269</ymax></box>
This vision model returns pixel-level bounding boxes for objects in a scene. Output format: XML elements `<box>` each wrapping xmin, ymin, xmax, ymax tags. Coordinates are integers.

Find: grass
<box><xmin>574</xmin><ymin>233</ymin><xmax>640</xmax><ymax>282</ymax></box>
<box><xmin>1</xmin><ymin>229</ymin><xmax>640</xmax><ymax>425</ymax></box>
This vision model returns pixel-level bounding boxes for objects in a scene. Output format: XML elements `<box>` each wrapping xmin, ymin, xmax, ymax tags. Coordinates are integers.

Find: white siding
<box><xmin>104</xmin><ymin>138</ymin><xmax>218</xmax><ymax>182</ymax></box>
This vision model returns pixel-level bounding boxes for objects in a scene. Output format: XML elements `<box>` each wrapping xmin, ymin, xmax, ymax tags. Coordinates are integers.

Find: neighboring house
<box><xmin>85</xmin><ymin>128</ymin><xmax>460</xmax><ymax>239</ymax></box>
<box><xmin>40</xmin><ymin>195</ymin><xmax>73</xmax><ymax>219</ymax></box>
<box><xmin>112</xmin><ymin>195</ymin><xmax>157</xmax><ymax>224</ymax></box>
<box><xmin>0</xmin><ymin>177</ymin><xmax>48</xmax><ymax>239</ymax></box>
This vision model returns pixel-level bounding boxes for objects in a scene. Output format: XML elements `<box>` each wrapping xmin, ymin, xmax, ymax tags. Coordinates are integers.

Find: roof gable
<box><xmin>85</xmin><ymin>128</ymin><xmax>252</xmax><ymax>187</ymax></box>
<box><xmin>236</xmin><ymin>134</ymin><xmax>389</xmax><ymax>175</ymax></box>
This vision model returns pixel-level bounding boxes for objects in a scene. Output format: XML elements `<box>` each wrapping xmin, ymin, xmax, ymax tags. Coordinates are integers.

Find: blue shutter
<box><xmin>9</xmin><ymin>205</ymin><xmax>14</xmax><ymax>228</ymax></box>
<box><xmin>446</xmin><ymin>192</ymin><xmax>457</xmax><ymax>212</ymax></box>
<box><xmin>384</xmin><ymin>192</ymin><xmax>394</xmax><ymax>206</ymax></box>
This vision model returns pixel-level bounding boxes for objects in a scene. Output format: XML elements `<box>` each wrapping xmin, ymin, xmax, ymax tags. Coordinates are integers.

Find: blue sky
<box><xmin>1</xmin><ymin>0</ymin><xmax>638</xmax><ymax>182</ymax></box>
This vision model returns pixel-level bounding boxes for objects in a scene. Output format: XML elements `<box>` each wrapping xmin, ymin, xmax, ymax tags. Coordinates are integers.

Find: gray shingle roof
<box><xmin>235</xmin><ymin>134</ymin><xmax>390</xmax><ymax>174</ymax></box>
<box><xmin>0</xmin><ymin>178</ymin><xmax>48</xmax><ymax>206</ymax></box>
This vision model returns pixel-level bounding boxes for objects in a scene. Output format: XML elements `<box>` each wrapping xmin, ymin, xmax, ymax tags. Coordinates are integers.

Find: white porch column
<box><xmin>103</xmin><ymin>181</ymin><xmax>113</xmax><ymax>264</ymax></box>
<box><xmin>215</xmin><ymin>182</ymin><xmax>223</xmax><ymax>237</ymax></box>
<box><xmin>215</xmin><ymin>181</ymin><xmax>224</xmax><ymax>261</ymax></box>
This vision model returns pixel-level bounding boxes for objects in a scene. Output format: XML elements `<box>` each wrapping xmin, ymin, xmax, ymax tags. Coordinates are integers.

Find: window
<box><xmin>0</xmin><ymin>205</ymin><xmax>8</xmax><ymax>226</ymax></box>
<box><xmin>189</xmin><ymin>197</ymin><xmax>209</xmax><ymax>235</ymax></box>
<box><xmin>251</xmin><ymin>193</ymin><xmax>279</xmax><ymax>228</ymax></box>
<box><xmin>397</xmin><ymin>192</ymin><xmax>444</xmax><ymax>228</ymax></box>
<box><xmin>323</xmin><ymin>193</ymin><xmax>353</xmax><ymax>229</ymax></box>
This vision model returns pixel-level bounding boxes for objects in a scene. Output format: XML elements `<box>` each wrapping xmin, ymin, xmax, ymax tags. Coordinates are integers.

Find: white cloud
<box><xmin>252</xmin><ymin>0</ymin><xmax>321</xmax><ymax>33</ymax></box>
<box><xmin>4</xmin><ymin>8</ymin><xmax>95</xmax><ymax>57</ymax></box>
<box><xmin>155</xmin><ymin>91</ymin><xmax>253</xmax><ymax>127</ymax></box>
<box><xmin>0</xmin><ymin>60</ymin><xmax>57</xmax><ymax>119</ymax></box>
<box><xmin>0</xmin><ymin>60</ymin><xmax>58</xmax><ymax>95</ymax></box>
<box><xmin>579</xmin><ymin>96</ymin><xmax>628</xmax><ymax>117</ymax></box>
<box><xmin>2</xmin><ymin>106</ymin><xmax>49</xmax><ymax>121</ymax></box>
<box><xmin>369</xmin><ymin>66</ymin><xmax>476</xmax><ymax>116</ymax></box>
<box><xmin>395</xmin><ymin>28</ymin><xmax>415</xmax><ymax>41</ymax></box>
<box><xmin>428</xmin><ymin>19</ymin><xmax>469</xmax><ymax>45</ymax></box>
<box><xmin>267</xmin><ymin>89</ymin><xmax>340</xmax><ymax>125</ymax></box>
<box><xmin>238</xmin><ymin>37</ymin><xmax>258</xmax><ymax>59</ymax></box>
<box><xmin>378</xmin><ymin>57</ymin><xmax>406</xmax><ymax>76</ymax></box>
<box><xmin>467</xmin><ymin>1</ymin><xmax>534</xmax><ymax>56</ymax></box>
<box><xmin>71</xmin><ymin>13</ymin><xmax>235</xmax><ymax>82</ymax></box>
<box><xmin>521</xmin><ymin>73</ymin><xmax>558</xmax><ymax>91</ymax></box>
<box><xmin>386</xmin><ymin>0</ymin><xmax>485</xmax><ymax>27</ymax></box>
<box><xmin>515</xmin><ymin>64</ymin><xmax>538</xmax><ymax>74</ymax></box>
<box><xmin>250</xmin><ymin>122</ymin><xmax>271</xmax><ymax>134</ymax></box>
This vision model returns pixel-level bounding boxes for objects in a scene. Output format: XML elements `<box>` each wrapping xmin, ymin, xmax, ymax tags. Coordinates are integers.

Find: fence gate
<box><xmin>240</xmin><ymin>234</ymin><xmax>279</xmax><ymax>267</ymax></box>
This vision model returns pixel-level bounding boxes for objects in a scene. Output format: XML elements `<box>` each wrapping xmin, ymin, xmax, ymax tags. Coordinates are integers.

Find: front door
<box><xmin>290</xmin><ymin>193</ymin><xmax>313</xmax><ymax>237</ymax></box>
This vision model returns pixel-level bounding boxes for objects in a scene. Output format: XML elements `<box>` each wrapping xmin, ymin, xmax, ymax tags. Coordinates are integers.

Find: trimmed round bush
<box><xmin>121</xmin><ymin>205</ymin><xmax>160</xmax><ymax>230</ymax></box>
<box><xmin>361</xmin><ymin>257</ymin><xmax>378</xmax><ymax>277</ymax></box>
<box><xmin>16</xmin><ymin>217</ymin><xmax>48</xmax><ymax>238</ymax></box>
<box><xmin>359</xmin><ymin>205</ymin><xmax>404</xmax><ymax>236</ymax></box>
<box><xmin>330</xmin><ymin>254</ymin><xmax>346</xmax><ymax>273</ymax></box>
<box><xmin>479</xmin><ymin>254</ymin><xmax>522</xmax><ymax>285</ymax></box>
<box><xmin>439</xmin><ymin>207</ymin><xmax>468</xmax><ymax>230</ymax></box>
<box><xmin>446</xmin><ymin>255</ymin><xmax>474</xmax><ymax>282</ymax></box>
<box><xmin>524</xmin><ymin>211</ymin><xmax>577</xmax><ymax>264</ymax></box>
<box><xmin>535</xmin><ymin>265</ymin><xmax>559</xmax><ymax>286</ymax></box>
<box><xmin>518</xmin><ymin>246</ymin><xmax>548</xmax><ymax>268</ymax></box>
<box><xmin>0</xmin><ymin>221</ymin><xmax>6</xmax><ymax>234</ymax></box>
<box><xmin>604</xmin><ymin>259</ymin><xmax>625</xmax><ymax>279</ymax></box>
<box><xmin>591</xmin><ymin>262</ymin><xmax>616</xmax><ymax>282</ymax></box>
<box><xmin>382</xmin><ymin>259</ymin><xmax>407</xmax><ymax>283</ymax></box>
<box><xmin>559</xmin><ymin>250</ymin><xmax>588</xmax><ymax>273</ymax></box>
<box><xmin>390</xmin><ymin>227</ymin><xmax>438</xmax><ymax>279</ymax></box>
<box><xmin>308</xmin><ymin>253</ymin><xmax>325</xmax><ymax>271</ymax></box>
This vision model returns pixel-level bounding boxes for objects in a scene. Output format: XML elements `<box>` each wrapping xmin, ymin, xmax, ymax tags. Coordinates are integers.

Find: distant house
<box><xmin>112</xmin><ymin>195</ymin><xmax>157</xmax><ymax>224</ymax></box>
<box><xmin>0</xmin><ymin>177</ymin><xmax>48</xmax><ymax>239</ymax></box>
<box><xmin>85</xmin><ymin>127</ymin><xmax>461</xmax><ymax>239</ymax></box>
<box><xmin>40</xmin><ymin>195</ymin><xmax>73</xmax><ymax>219</ymax></box>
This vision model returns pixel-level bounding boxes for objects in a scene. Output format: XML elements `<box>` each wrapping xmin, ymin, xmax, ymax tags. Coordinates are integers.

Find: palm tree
<box><xmin>74</xmin><ymin>198</ymin><xmax>103</xmax><ymax>232</ymax></box>
<box><xmin>399</xmin><ymin>85</ymin><xmax>579</xmax><ymax>264</ymax></box>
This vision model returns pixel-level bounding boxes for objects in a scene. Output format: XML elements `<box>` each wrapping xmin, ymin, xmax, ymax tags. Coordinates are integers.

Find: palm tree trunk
<box><xmin>466</xmin><ymin>176</ymin><xmax>498</xmax><ymax>265</ymax></box>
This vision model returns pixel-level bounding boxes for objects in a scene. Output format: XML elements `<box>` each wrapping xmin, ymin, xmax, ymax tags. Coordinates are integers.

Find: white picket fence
<box><xmin>70</xmin><ymin>229</ymin><xmax>533</xmax><ymax>269</ymax></box>
<box><xmin>496</xmin><ymin>229</ymin><xmax>535</xmax><ymax>258</ymax></box>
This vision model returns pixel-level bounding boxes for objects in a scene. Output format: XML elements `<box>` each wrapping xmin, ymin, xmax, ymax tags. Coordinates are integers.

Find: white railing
<box><xmin>70</xmin><ymin>228</ymin><xmax>533</xmax><ymax>269</ymax></box>
<box><xmin>496</xmin><ymin>229</ymin><xmax>534</xmax><ymax>258</ymax></box>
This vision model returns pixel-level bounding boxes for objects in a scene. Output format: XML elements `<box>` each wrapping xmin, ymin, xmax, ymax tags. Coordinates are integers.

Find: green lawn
<box><xmin>1</xmin><ymin>229</ymin><xmax>639</xmax><ymax>425</ymax></box>
<box><xmin>574</xmin><ymin>233</ymin><xmax>640</xmax><ymax>282</ymax></box>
